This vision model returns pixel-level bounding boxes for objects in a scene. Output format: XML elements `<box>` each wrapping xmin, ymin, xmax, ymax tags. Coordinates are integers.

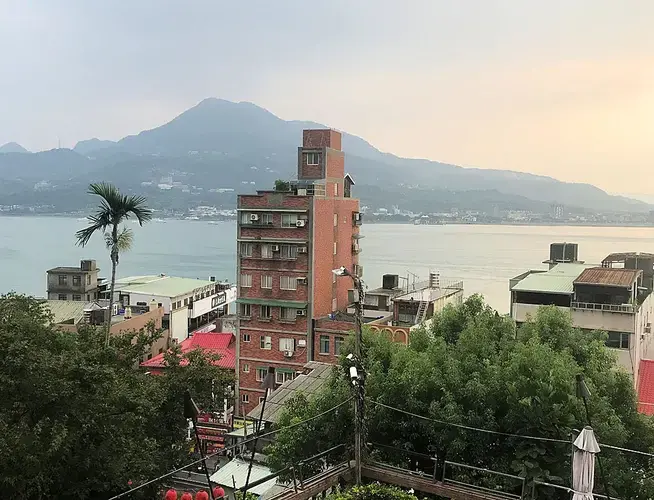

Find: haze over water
<box><xmin>2</xmin><ymin>216</ymin><xmax>654</xmax><ymax>313</ymax></box>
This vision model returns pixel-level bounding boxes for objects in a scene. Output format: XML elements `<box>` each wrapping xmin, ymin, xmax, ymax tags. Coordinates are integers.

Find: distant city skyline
<box><xmin>1</xmin><ymin>1</ymin><xmax>653</xmax><ymax>194</ymax></box>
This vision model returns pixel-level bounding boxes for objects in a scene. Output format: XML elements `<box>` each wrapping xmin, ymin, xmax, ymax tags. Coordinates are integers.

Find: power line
<box><xmin>108</xmin><ymin>397</ymin><xmax>353</xmax><ymax>500</ymax></box>
<box><xmin>371</xmin><ymin>400</ymin><xmax>570</xmax><ymax>444</ymax></box>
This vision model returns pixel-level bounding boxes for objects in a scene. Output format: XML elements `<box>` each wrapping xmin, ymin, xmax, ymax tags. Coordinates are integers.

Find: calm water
<box><xmin>2</xmin><ymin>216</ymin><xmax>654</xmax><ymax>313</ymax></box>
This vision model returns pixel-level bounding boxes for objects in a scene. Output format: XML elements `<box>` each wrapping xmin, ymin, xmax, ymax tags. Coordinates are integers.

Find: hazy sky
<box><xmin>1</xmin><ymin>1</ymin><xmax>653</xmax><ymax>194</ymax></box>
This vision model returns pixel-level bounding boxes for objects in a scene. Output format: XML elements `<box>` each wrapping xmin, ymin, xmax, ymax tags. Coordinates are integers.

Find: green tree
<box><xmin>265</xmin><ymin>296</ymin><xmax>654</xmax><ymax>499</ymax></box>
<box><xmin>76</xmin><ymin>182</ymin><xmax>152</xmax><ymax>344</ymax></box>
<box><xmin>327</xmin><ymin>484</ymin><xmax>418</xmax><ymax>500</ymax></box>
<box><xmin>0</xmin><ymin>294</ymin><xmax>232</xmax><ymax>499</ymax></box>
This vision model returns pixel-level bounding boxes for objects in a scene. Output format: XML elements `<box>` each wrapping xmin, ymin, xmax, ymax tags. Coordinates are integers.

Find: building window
<box><xmin>184</xmin><ymin>298</ymin><xmax>188</xmax><ymax>306</ymax></box>
<box><xmin>334</xmin><ymin>183</ymin><xmax>338</xmax><ymax>196</ymax></box>
<box><xmin>333</xmin><ymin>242</ymin><xmax>337</xmax><ymax>255</ymax></box>
<box><xmin>280</xmin><ymin>338</ymin><xmax>295</xmax><ymax>352</ymax></box>
<box><xmin>72</xmin><ymin>275</ymin><xmax>81</xmax><ymax>287</ymax></box>
<box><xmin>260</xmin><ymin>305</ymin><xmax>272</xmax><ymax>319</ymax></box>
<box><xmin>320</xmin><ymin>335</ymin><xmax>330</xmax><ymax>354</ymax></box>
<box><xmin>259</xmin><ymin>396</ymin><xmax>265</xmax><ymax>404</ymax></box>
<box><xmin>334</xmin><ymin>336</ymin><xmax>345</xmax><ymax>355</ymax></box>
<box><xmin>260</xmin><ymin>335</ymin><xmax>272</xmax><ymax>350</ymax></box>
<box><xmin>261</xmin><ymin>213</ymin><xmax>273</xmax><ymax>224</ymax></box>
<box><xmin>242</xmin><ymin>333</ymin><xmax>251</xmax><ymax>342</ymax></box>
<box><xmin>240</xmin><ymin>242</ymin><xmax>253</xmax><ymax>257</ymax></box>
<box><xmin>72</xmin><ymin>294</ymin><xmax>82</xmax><ymax>301</ymax></box>
<box><xmin>58</xmin><ymin>275</ymin><xmax>67</xmax><ymax>286</ymax></box>
<box><xmin>243</xmin><ymin>363</ymin><xmax>250</xmax><ymax>373</ymax></box>
<box><xmin>276</xmin><ymin>370</ymin><xmax>295</xmax><ymax>384</ymax></box>
<box><xmin>241</xmin><ymin>394</ymin><xmax>249</xmax><ymax>404</ymax></box>
<box><xmin>261</xmin><ymin>275</ymin><xmax>273</xmax><ymax>289</ymax></box>
<box><xmin>606</xmin><ymin>332</ymin><xmax>630</xmax><ymax>349</ymax></box>
<box><xmin>280</xmin><ymin>276</ymin><xmax>297</xmax><ymax>290</ymax></box>
<box><xmin>334</xmin><ymin>213</ymin><xmax>338</xmax><ymax>226</ymax></box>
<box><xmin>239</xmin><ymin>303</ymin><xmax>251</xmax><ymax>318</ymax></box>
<box><xmin>256</xmin><ymin>367</ymin><xmax>268</xmax><ymax>381</ymax></box>
<box><xmin>306</xmin><ymin>152</ymin><xmax>321</xmax><ymax>165</ymax></box>
<box><xmin>87</xmin><ymin>274</ymin><xmax>91</xmax><ymax>285</ymax></box>
<box><xmin>241</xmin><ymin>212</ymin><xmax>251</xmax><ymax>224</ymax></box>
<box><xmin>280</xmin><ymin>307</ymin><xmax>296</xmax><ymax>321</ymax></box>
<box><xmin>281</xmin><ymin>245</ymin><xmax>298</xmax><ymax>259</ymax></box>
<box><xmin>240</xmin><ymin>274</ymin><xmax>252</xmax><ymax>288</ymax></box>
<box><xmin>281</xmin><ymin>214</ymin><xmax>298</xmax><ymax>227</ymax></box>
<box><xmin>332</xmin><ymin>297</ymin><xmax>337</xmax><ymax>311</ymax></box>
<box><xmin>261</xmin><ymin>244</ymin><xmax>273</xmax><ymax>259</ymax></box>
<box><xmin>58</xmin><ymin>294</ymin><xmax>67</xmax><ymax>301</ymax></box>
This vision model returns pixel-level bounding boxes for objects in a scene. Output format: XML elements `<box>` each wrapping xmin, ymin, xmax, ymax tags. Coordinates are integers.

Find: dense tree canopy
<box><xmin>0</xmin><ymin>294</ymin><xmax>233</xmax><ymax>499</ymax></box>
<box><xmin>266</xmin><ymin>296</ymin><xmax>654</xmax><ymax>499</ymax></box>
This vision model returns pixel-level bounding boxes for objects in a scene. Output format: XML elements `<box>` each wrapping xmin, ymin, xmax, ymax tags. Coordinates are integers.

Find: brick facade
<box><xmin>235</xmin><ymin>129</ymin><xmax>360</xmax><ymax>414</ymax></box>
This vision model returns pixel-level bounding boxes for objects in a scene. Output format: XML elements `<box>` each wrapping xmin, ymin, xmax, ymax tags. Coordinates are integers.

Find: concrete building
<box><xmin>112</xmin><ymin>275</ymin><xmax>237</xmax><ymax>343</ymax></box>
<box><xmin>510</xmin><ymin>245</ymin><xmax>654</xmax><ymax>385</ymax></box>
<box><xmin>235</xmin><ymin>129</ymin><xmax>360</xmax><ymax>414</ymax></box>
<box><xmin>46</xmin><ymin>259</ymin><xmax>101</xmax><ymax>301</ymax></box>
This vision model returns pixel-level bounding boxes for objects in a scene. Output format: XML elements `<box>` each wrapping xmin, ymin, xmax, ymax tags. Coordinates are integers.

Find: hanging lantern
<box><xmin>213</xmin><ymin>486</ymin><xmax>226</xmax><ymax>498</ymax></box>
<box><xmin>196</xmin><ymin>491</ymin><xmax>210</xmax><ymax>500</ymax></box>
<box><xmin>165</xmin><ymin>489</ymin><xmax>178</xmax><ymax>500</ymax></box>
<box><xmin>181</xmin><ymin>493</ymin><xmax>193</xmax><ymax>500</ymax></box>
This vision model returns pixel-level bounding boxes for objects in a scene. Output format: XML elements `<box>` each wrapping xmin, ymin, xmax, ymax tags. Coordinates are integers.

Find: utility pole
<box><xmin>353</xmin><ymin>275</ymin><xmax>365</xmax><ymax>485</ymax></box>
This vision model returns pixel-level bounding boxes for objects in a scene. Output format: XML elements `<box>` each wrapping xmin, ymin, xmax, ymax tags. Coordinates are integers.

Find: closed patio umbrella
<box><xmin>572</xmin><ymin>426</ymin><xmax>601</xmax><ymax>500</ymax></box>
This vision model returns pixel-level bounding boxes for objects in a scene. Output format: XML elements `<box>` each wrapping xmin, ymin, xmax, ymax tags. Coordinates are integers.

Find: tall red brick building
<box><xmin>236</xmin><ymin>129</ymin><xmax>361</xmax><ymax>414</ymax></box>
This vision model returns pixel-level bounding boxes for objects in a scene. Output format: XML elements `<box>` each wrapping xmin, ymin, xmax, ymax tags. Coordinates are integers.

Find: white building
<box><xmin>510</xmin><ymin>254</ymin><xmax>654</xmax><ymax>386</ymax></box>
<box><xmin>112</xmin><ymin>275</ymin><xmax>237</xmax><ymax>342</ymax></box>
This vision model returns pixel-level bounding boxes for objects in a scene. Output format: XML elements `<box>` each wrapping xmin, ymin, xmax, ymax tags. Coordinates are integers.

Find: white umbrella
<box><xmin>572</xmin><ymin>426</ymin><xmax>601</xmax><ymax>500</ymax></box>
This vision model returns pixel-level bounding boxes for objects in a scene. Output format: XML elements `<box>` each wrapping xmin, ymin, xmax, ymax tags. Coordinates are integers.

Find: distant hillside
<box><xmin>74</xmin><ymin>138</ymin><xmax>116</xmax><ymax>156</ymax></box>
<box><xmin>0</xmin><ymin>98</ymin><xmax>649</xmax><ymax>214</ymax></box>
<box><xmin>0</xmin><ymin>142</ymin><xmax>29</xmax><ymax>154</ymax></box>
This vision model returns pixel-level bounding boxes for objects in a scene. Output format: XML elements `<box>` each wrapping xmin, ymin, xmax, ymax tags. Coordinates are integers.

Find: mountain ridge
<box><xmin>0</xmin><ymin>142</ymin><xmax>29</xmax><ymax>154</ymax></box>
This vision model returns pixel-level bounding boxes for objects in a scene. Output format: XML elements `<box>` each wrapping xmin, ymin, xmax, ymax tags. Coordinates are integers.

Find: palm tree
<box><xmin>76</xmin><ymin>182</ymin><xmax>152</xmax><ymax>345</ymax></box>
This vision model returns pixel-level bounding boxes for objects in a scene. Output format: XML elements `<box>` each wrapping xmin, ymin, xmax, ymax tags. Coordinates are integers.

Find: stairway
<box><xmin>414</xmin><ymin>301</ymin><xmax>429</xmax><ymax>324</ymax></box>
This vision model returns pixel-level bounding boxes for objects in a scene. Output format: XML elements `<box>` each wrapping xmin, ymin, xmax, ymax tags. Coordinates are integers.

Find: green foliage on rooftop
<box><xmin>327</xmin><ymin>484</ymin><xmax>417</xmax><ymax>500</ymax></box>
<box><xmin>265</xmin><ymin>296</ymin><xmax>654</xmax><ymax>499</ymax></box>
<box><xmin>0</xmin><ymin>293</ymin><xmax>234</xmax><ymax>500</ymax></box>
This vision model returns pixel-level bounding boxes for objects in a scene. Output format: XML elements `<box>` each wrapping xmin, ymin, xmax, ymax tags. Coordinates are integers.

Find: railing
<box><xmin>532</xmin><ymin>480</ymin><xmax>619</xmax><ymax>500</ymax></box>
<box><xmin>571</xmin><ymin>301</ymin><xmax>635</xmax><ymax>313</ymax></box>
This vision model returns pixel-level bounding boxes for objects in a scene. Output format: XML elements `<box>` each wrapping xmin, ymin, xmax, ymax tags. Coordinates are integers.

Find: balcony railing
<box><xmin>571</xmin><ymin>301</ymin><xmax>636</xmax><ymax>313</ymax></box>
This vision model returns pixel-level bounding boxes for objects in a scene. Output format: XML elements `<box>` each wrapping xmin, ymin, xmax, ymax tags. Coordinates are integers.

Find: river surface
<box><xmin>2</xmin><ymin>216</ymin><xmax>654</xmax><ymax>313</ymax></box>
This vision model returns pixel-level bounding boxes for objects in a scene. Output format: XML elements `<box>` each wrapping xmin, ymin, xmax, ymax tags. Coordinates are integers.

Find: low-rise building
<box><xmin>46</xmin><ymin>259</ymin><xmax>101</xmax><ymax>301</ymax></box>
<box><xmin>113</xmin><ymin>275</ymin><xmax>236</xmax><ymax>342</ymax></box>
<box><xmin>510</xmin><ymin>244</ymin><xmax>654</xmax><ymax>386</ymax></box>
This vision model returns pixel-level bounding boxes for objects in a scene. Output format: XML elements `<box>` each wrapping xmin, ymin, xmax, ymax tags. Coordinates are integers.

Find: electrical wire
<box><xmin>371</xmin><ymin>400</ymin><xmax>570</xmax><ymax>444</ymax></box>
<box><xmin>107</xmin><ymin>397</ymin><xmax>353</xmax><ymax>500</ymax></box>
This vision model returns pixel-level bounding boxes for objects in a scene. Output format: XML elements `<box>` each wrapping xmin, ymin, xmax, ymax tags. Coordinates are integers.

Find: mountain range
<box><xmin>0</xmin><ymin>98</ymin><xmax>649</xmax><ymax>214</ymax></box>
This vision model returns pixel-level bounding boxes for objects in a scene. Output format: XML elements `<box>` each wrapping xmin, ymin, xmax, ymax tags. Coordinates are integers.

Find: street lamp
<box><xmin>332</xmin><ymin>267</ymin><xmax>365</xmax><ymax>484</ymax></box>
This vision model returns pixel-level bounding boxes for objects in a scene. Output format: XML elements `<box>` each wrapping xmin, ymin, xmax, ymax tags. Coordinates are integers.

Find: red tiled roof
<box><xmin>141</xmin><ymin>332</ymin><xmax>235</xmax><ymax>370</ymax></box>
<box><xmin>638</xmin><ymin>359</ymin><xmax>654</xmax><ymax>416</ymax></box>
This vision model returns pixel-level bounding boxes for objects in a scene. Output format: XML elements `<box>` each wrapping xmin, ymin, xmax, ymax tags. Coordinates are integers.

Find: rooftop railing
<box><xmin>571</xmin><ymin>301</ymin><xmax>635</xmax><ymax>313</ymax></box>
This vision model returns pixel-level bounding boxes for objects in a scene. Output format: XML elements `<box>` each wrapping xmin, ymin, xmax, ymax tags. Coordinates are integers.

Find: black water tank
<box><xmin>550</xmin><ymin>243</ymin><xmax>578</xmax><ymax>263</ymax></box>
<box><xmin>382</xmin><ymin>274</ymin><xmax>399</xmax><ymax>289</ymax></box>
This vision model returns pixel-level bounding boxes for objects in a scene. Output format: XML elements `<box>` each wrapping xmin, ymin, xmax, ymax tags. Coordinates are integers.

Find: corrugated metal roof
<box><xmin>210</xmin><ymin>458</ymin><xmax>277</xmax><ymax>495</ymax></box>
<box><xmin>511</xmin><ymin>263</ymin><xmax>592</xmax><ymax>295</ymax></box>
<box><xmin>45</xmin><ymin>300</ymin><xmax>90</xmax><ymax>324</ymax></box>
<box><xmin>247</xmin><ymin>362</ymin><xmax>333</xmax><ymax>424</ymax></box>
<box><xmin>140</xmin><ymin>333</ymin><xmax>235</xmax><ymax>369</ymax></box>
<box><xmin>638</xmin><ymin>360</ymin><xmax>654</xmax><ymax>416</ymax></box>
<box><xmin>115</xmin><ymin>275</ymin><xmax>215</xmax><ymax>298</ymax></box>
<box><xmin>574</xmin><ymin>267</ymin><xmax>642</xmax><ymax>288</ymax></box>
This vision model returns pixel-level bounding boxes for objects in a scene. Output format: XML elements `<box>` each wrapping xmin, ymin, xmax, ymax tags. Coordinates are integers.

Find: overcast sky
<box><xmin>1</xmin><ymin>0</ymin><xmax>653</xmax><ymax>194</ymax></box>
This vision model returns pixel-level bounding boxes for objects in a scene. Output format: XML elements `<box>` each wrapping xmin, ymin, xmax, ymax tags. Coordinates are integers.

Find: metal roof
<box><xmin>602</xmin><ymin>252</ymin><xmax>654</xmax><ymax>263</ymax></box>
<box><xmin>574</xmin><ymin>267</ymin><xmax>642</xmax><ymax>288</ymax></box>
<box><xmin>114</xmin><ymin>275</ymin><xmax>216</xmax><ymax>298</ymax></box>
<box><xmin>209</xmin><ymin>458</ymin><xmax>277</xmax><ymax>495</ymax></box>
<box><xmin>511</xmin><ymin>263</ymin><xmax>592</xmax><ymax>295</ymax></box>
<box><xmin>45</xmin><ymin>300</ymin><xmax>90</xmax><ymax>324</ymax></box>
<box><xmin>247</xmin><ymin>362</ymin><xmax>333</xmax><ymax>424</ymax></box>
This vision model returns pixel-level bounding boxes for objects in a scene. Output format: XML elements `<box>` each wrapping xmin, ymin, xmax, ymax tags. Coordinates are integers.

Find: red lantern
<box><xmin>165</xmin><ymin>489</ymin><xmax>178</xmax><ymax>500</ymax></box>
<box><xmin>213</xmin><ymin>486</ymin><xmax>226</xmax><ymax>498</ymax></box>
<box><xmin>181</xmin><ymin>493</ymin><xmax>193</xmax><ymax>500</ymax></box>
<box><xmin>196</xmin><ymin>491</ymin><xmax>210</xmax><ymax>500</ymax></box>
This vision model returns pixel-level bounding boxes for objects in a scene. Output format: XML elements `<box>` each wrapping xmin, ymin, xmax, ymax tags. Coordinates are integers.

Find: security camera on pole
<box><xmin>332</xmin><ymin>266</ymin><xmax>365</xmax><ymax>485</ymax></box>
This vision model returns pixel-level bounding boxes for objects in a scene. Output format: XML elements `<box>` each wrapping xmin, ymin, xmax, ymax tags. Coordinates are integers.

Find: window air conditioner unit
<box><xmin>298</xmin><ymin>246</ymin><xmax>308</xmax><ymax>253</ymax></box>
<box><xmin>295</xmin><ymin>220</ymin><xmax>306</xmax><ymax>227</ymax></box>
<box><xmin>284</xmin><ymin>350</ymin><xmax>294</xmax><ymax>358</ymax></box>
<box><xmin>250</xmin><ymin>214</ymin><xmax>259</xmax><ymax>221</ymax></box>
<box><xmin>271</xmin><ymin>245</ymin><xmax>280</xmax><ymax>252</ymax></box>
<box><xmin>296</xmin><ymin>309</ymin><xmax>307</xmax><ymax>317</ymax></box>
<box><xmin>296</xmin><ymin>277</ymin><xmax>308</xmax><ymax>284</ymax></box>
